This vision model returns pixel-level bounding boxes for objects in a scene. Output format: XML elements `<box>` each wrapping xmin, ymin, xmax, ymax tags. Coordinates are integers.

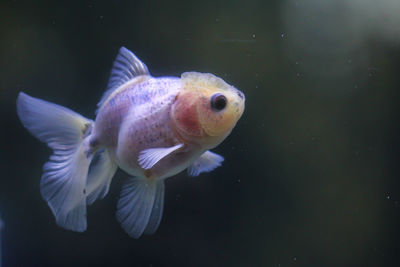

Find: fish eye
<box><xmin>210</xmin><ymin>93</ymin><xmax>227</xmax><ymax>111</ymax></box>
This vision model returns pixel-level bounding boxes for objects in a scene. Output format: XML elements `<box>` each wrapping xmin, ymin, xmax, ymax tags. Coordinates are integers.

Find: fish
<box><xmin>16</xmin><ymin>47</ymin><xmax>245</xmax><ymax>238</ymax></box>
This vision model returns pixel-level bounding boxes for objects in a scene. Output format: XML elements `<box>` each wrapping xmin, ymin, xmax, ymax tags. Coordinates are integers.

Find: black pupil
<box><xmin>211</xmin><ymin>94</ymin><xmax>227</xmax><ymax>111</ymax></box>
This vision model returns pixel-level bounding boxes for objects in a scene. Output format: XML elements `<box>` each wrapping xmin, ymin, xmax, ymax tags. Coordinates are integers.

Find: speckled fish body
<box><xmin>16</xmin><ymin>47</ymin><xmax>245</xmax><ymax>238</ymax></box>
<box><xmin>93</xmin><ymin>76</ymin><xmax>196</xmax><ymax>180</ymax></box>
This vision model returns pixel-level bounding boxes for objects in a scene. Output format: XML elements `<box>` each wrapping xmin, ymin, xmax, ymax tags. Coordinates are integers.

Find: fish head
<box><xmin>172</xmin><ymin>72</ymin><xmax>245</xmax><ymax>147</ymax></box>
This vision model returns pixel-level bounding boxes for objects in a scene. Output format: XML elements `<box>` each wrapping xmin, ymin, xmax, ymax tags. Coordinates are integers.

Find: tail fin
<box><xmin>17</xmin><ymin>92</ymin><xmax>93</xmax><ymax>232</ymax></box>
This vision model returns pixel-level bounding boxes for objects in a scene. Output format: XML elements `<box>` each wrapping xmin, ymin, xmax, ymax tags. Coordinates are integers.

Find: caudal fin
<box><xmin>17</xmin><ymin>92</ymin><xmax>93</xmax><ymax>232</ymax></box>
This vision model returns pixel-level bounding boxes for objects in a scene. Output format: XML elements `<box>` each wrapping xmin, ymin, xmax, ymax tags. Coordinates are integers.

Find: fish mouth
<box><xmin>234</xmin><ymin>89</ymin><xmax>245</xmax><ymax>117</ymax></box>
<box><xmin>236</xmin><ymin>90</ymin><xmax>245</xmax><ymax>100</ymax></box>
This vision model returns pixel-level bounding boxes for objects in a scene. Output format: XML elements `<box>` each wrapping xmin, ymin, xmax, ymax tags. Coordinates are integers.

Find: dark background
<box><xmin>1</xmin><ymin>0</ymin><xmax>400</xmax><ymax>266</ymax></box>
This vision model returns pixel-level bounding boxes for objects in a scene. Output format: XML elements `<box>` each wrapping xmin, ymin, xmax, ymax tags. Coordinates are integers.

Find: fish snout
<box><xmin>236</xmin><ymin>90</ymin><xmax>245</xmax><ymax>100</ymax></box>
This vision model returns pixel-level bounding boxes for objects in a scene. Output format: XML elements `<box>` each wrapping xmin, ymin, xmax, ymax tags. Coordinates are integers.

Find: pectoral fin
<box><xmin>138</xmin><ymin>144</ymin><xmax>183</xmax><ymax>169</ymax></box>
<box><xmin>187</xmin><ymin>151</ymin><xmax>224</xmax><ymax>177</ymax></box>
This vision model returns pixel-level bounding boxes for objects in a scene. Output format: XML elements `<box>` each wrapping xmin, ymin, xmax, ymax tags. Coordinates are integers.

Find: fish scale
<box><xmin>93</xmin><ymin>77</ymin><xmax>180</xmax><ymax>149</ymax></box>
<box><xmin>110</xmin><ymin>78</ymin><xmax>183</xmax><ymax>178</ymax></box>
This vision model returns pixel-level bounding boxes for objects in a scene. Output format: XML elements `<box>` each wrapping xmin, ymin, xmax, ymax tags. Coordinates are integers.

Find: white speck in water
<box><xmin>281</xmin><ymin>33</ymin><xmax>285</xmax><ymax>38</ymax></box>
<box><xmin>386</xmin><ymin>193</ymin><xmax>391</xmax><ymax>200</ymax></box>
<box><xmin>295</xmin><ymin>61</ymin><xmax>299</xmax><ymax>65</ymax></box>
<box><xmin>99</xmin><ymin>15</ymin><xmax>104</xmax><ymax>19</ymax></box>
<box><xmin>293</xmin><ymin>256</ymin><xmax>297</xmax><ymax>262</ymax></box>
<box><xmin>296</xmin><ymin>73</ymin><xmax>301</xmax><ymax>77</ymax></box>
<box><xmin>237</xmin><ymin>179</ymin><xmax>241</xmax><ymax>183</ymax></box>
<box><xmin>252</xmin><ymin>34</ymin><xmax>256</xmax><ymax>38</ymax></box>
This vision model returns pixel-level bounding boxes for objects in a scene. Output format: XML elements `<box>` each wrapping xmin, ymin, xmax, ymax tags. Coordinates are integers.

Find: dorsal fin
<box><xmin>97</xmin><ymin>47</ymin><xmax>150</xmax><ymax>111</ymax></box>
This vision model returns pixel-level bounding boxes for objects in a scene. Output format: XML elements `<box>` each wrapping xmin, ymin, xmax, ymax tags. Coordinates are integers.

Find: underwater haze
<box><xmin>1</xmin><ymin>0</ymin><xmax>400</xmax><ymax>266</ymax></box>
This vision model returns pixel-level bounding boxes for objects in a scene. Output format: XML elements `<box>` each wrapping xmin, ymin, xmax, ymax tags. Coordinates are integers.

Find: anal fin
<box><xmin>86</xmin><ymin>149</ymin><xmax>118</xmax><ymax>205</ymax></box>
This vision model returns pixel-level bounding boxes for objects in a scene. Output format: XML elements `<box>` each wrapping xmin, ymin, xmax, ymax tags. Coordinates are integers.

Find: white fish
<box><xmin>16</xmin><ymin>47</ymin><xmax>245</xmax><ymax>238</ymax></box>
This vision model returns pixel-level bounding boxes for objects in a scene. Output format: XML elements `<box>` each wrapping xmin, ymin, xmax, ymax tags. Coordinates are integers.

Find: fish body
<box><xmin>93</xmin><ymin>76</ymin><xmax>187</xmax><ymax>179</ymax></box>
<box><xmin>16</xmin><ymin>47</ymin><xmax>245</xmax><ymax>238</ymax></box>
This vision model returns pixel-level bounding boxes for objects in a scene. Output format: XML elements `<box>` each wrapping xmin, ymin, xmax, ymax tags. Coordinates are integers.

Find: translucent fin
<box><xmin>17</xmin><ymin>92</ymin><xmax>93</xmax><ymax>232</ymax></box>
<box><xmin>187</xmin><ymin>151</ymin><xmax>224</xmax><ymax>177</ymax></box>
<box><xmin>86</xmin><ymin>149</ymin><xmax>118</xmax><ymax>205</ymax></box>
<box><xmin>116</xmin><ymin>177</ymin><xmax>164</xmax><ymax>238</ymax></box>
<box><xmin>17</xmin><ymin>92</ymin><xmax>92</xmax><ymax>150</ymax></box>
<box><xmin>97</xmin><ymin>47</ymin><xmax>150</xmax><ymax>110</ymax></box>
<box><xmin>143</xmin><ymin>180</ymin><xmax>165</xmax><ymax>235</ymax></box>
<box><xmin>41</xmin><ymin>145</ymin><xmax>91</xmax><ymax>231</ymax></box>
<box><xmin>138</xmin><ymin>144</ymin><xmax>183</xmax><ymax>170</ymax></box>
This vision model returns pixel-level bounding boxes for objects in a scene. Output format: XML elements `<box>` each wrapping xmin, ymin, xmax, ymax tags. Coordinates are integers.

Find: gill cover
<box><xmin>172</xmin><ymin>72</ymin><xmax>244</xmax><ymax>141</ymax></box>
